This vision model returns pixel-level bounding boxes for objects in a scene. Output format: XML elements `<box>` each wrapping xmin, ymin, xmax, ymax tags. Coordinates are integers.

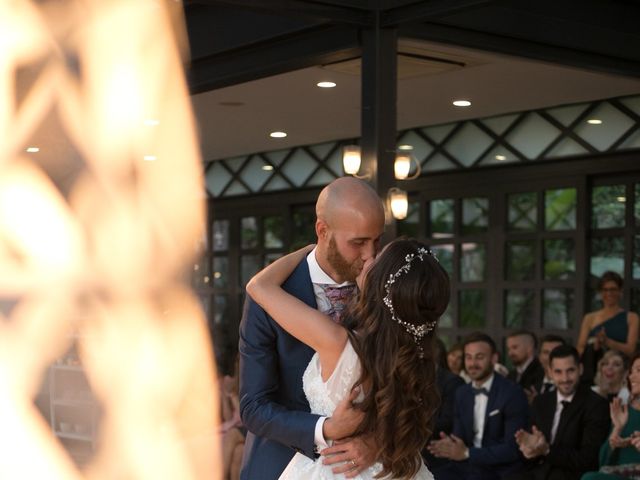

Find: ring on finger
<box><xmin>350</xmin><ymin>459</ymin><xmax>357</xmax><ymax>467</ymax></box>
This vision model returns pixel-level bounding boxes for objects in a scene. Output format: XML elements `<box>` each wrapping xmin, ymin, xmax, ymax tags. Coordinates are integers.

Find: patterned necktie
<box><xmin>320</xmin><ymin>284</ymin><xmax>357</xmax><ymax>324</ymax></box>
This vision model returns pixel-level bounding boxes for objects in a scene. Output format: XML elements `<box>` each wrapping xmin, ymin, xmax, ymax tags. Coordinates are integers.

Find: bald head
<box><xmin>316</xmin><ymin>177</ymin><xmax>384</xmax><ymax>227</ymax></box>
<box><xmin>314</xmin><ymin>178</ymin><xmax>385</xmax><ymax>283</ymax></box>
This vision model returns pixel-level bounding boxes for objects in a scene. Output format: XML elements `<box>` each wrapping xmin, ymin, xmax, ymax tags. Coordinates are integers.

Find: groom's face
<box><xmin>324</xmin><ymin>219</ymin><xmax>383</xmax><ymax>283</ymax></box>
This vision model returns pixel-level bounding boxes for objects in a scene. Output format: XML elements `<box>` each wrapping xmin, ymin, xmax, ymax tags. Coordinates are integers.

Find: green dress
<box><xmin>582</xmin><ymin>406</ymin><xmax>640</xmax><ymax>479</ymax></box>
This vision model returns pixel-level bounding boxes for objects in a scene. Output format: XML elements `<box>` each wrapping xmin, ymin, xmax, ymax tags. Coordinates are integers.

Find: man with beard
<box><xmin>532</xmin><ymin>335</ymin><xmax>566</xmax><ymax>396</ymax></box>
<box><xmin>506</xmin><ymin>330</ymin><xmax>544</xmax><ymax>401</ymax></box>
<box><xmin>512</xmin><ymin>345</ymin><xmax>610</xmax><ymax>480</ymax></box>
<box><xmin>428</xmin><ymin>332</ymin><xmax>528</xmax><ymax>480</ymax></box>
<box><xmin>238</xmin><ymin>177</ymin><xmax>385</xmax><ymax>480</ymax></box>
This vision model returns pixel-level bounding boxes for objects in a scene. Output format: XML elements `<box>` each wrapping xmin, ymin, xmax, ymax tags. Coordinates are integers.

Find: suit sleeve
<box><xmin>468</xmin><ymin>386</ymin><xmax>529</xmax><ymax>466</ymax></box>
<box><xmin>239</xmin><ymin>297</ymin><xmax>320</xmax><ymax>459</ymax></box>
<box><xmin>545</xmin><ymin>396</ymin><xmax>610</xmax><ymax>472</ymax></box>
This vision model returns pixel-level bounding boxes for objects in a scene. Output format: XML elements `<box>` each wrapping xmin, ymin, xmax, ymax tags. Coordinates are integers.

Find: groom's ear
<box><xmin>316</xmin><ymin>218</ymin><xmax>329</xmax><ymax>240</ymax></box>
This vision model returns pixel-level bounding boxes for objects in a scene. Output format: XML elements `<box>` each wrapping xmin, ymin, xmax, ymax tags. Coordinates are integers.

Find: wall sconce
<box><xmin>394</xmin><ymin>151</ymin><xmax>421</xmax><ymax>180</ymax></box>
<box><xmin>388</xmin><ymin>187</ymin><xmax>408</xmax><ymax>220</ymax></box>
<box><xmin>342</xmin><ymin>145</ymin><xmax>371</xmax><ymax>179</ymax></box>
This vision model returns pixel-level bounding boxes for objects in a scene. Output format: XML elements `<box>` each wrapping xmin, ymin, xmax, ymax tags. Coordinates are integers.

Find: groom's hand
<box><xmin>321</xmin><ymin>435</ymin><xmax>376</xmax><ymax>478</ymax></box>
<box><xmin>322</xmin><ymin>387</ymin><xmax>364</xmax><ymax>441</ymax></box>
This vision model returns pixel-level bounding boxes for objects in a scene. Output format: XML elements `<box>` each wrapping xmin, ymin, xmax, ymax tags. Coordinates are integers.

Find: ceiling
<box><xmin>184</xmin><ymin>1</ymin><xmax>640</xmax><ymax>162</ymax></box>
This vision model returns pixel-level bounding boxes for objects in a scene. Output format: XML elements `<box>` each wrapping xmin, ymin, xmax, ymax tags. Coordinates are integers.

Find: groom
<box><xmin>239</xmin><ymin>177</ymin><xmax>386</xmax><ymax>480</ymax></box>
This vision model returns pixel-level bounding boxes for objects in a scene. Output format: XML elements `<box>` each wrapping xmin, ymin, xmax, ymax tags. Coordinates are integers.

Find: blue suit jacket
<box><xmin>238</xmin><ymin>259</ymin><xmax>320</xmax><ymax>480</ymax></box>
<box><xmin>452</xmin><ymin>373</ymin><xmax>529</xmax><ymax>480</ymax></box>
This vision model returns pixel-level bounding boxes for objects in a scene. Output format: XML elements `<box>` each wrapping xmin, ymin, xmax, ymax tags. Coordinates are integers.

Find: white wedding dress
<box><xmin>278</xmin><ymin>341</ymin><xmax>434</xmax><ymax>480</ymax></box>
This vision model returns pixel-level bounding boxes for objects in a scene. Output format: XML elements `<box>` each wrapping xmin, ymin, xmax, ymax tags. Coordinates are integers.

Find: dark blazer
<box><xmin>423</xmin><ymin>367</ymin><xmax>465</xmax><ymax>473</ymax></box>
<box><xmin>450</xmin><ymin>373</ymin><xmax>529</xmax><ymax>480</ymax></box>
<box><xmin>238</xmin><ymin>259</ymin><xmax>320</xmax><ymax>480</ymax></box>
<box><xmin>522</xmin><ymin>386</ymin><xmax>610</xmax><ymax>480</ymax></box>
<box><xmin>508</xmin><ymin>357</ymin><xmax>545</xmax><ymax>392</ymax></box>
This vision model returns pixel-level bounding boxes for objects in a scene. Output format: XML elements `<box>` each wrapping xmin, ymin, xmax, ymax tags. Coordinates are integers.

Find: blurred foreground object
<box><xmin>0</xmin><ymin>0</ymin><xmax>220</xmax><ymax>478</ymax></box>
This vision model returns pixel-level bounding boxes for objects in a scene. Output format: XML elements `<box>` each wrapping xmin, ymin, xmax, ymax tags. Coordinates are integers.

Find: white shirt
<box><xmin>307</xmin><ymin>248</ymin><xmax>355</xmax><ymax>450</ymax></box>
<box><xmin>550</xmin><ymin>391</ymin><xmax>575</xmax><ymax>444</ymax></box>
<box><xmin>472</xmin><ymin>374</ymin><xmax>495</xmax><ymax>448</ymax></box>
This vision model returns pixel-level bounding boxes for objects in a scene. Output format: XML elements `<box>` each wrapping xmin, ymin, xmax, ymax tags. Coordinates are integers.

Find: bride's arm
<box><xmin>246</xmin><ymin>245</ymin><xmax>347</xmax><ymax>357</ymax></box>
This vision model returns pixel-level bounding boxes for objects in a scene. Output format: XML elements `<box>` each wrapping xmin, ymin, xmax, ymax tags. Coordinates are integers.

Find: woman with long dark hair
<box><xmin>247</xmin><ymin>238</ymin><xmax>450</xmax><ymax>480</ymax></box>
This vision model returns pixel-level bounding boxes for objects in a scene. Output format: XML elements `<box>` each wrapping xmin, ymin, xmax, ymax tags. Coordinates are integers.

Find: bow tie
<box><xmin>472</xmin><ymin>387</ymin><xmax>489</xmax><ymax>396</ymax></box>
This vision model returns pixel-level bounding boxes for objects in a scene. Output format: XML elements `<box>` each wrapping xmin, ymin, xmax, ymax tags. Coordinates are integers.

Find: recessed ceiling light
<box><xmin>26</xmin><ymin>147</ymin><xmax>39</xmax><ymax>153</ymax></box>
<box><xmin>398</xmin><ymin>145</ymin><xmax>413</xmax><ymax>151</ymax></box>
<box><xmin>262</xmin><ymin>165</ymin><xmax>274</xmax><ymax>171</ymax></box>
<box><xmin>587</xmin><ymin>119</ymin><xmax>602</xmax><ymax>125</ymax></box>
<box><xmin>270</xmin><ymin>131</ymin><xmax>287</xmax><ymax>138</ymax></box>
<box><xmin>317</xmin><ymin>81</ymin><xmax>336</xmax><ymax>88</ymax></box>
<box><xmin>495</xmin><ymin>155</ymin><xmax>507</xmax><ymax>161</ymax></box>
<box><xmin>144</xmin><ymin>119</ymin><xmax>160</xmax><ymax>126</ymax></box>
<box><xmin>214</xmin><ymin>272</ymin><xmax>222</xmax><ymax>279</ymax></box>
<box><xmin>143</xmin><ymin>155</ymin><xmax>157</xmax><ymax>161</ymax></box>
<box><xmin>617</xmin><ymin>196</ymin><xmax>626</xmax><ymax>202</ymax></box>
<box><xmin>452</xmin><ymin>100</ymin><xmax>471</xmax><ymax>107</ymax></box>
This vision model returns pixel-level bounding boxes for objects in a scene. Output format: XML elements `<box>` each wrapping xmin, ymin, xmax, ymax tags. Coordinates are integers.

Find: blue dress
<box><xmin>589</xmin><ymin>311</ymin><xmax>629</xmax><ymax>344</ymax></box>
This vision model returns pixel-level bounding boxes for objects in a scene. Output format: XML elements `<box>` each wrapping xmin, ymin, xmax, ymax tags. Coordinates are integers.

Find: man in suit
<box><xmin>238</xmin><ymin>177</ymin><xmax>385</xmax><ymax>480</ymax></box>
<box><xmin>532</xmin><ymin>335</ymin><xmax>566</xmax><ymax>396</ymax></box>
<box><xmin>513</xmin><ymin>345</ymin><xmax>610</xmax><ymax>480</ymax></box>
<box><xmin>428</xmin><ymin>332</ymin><xmax>529</xmax><ymax>480</ymax></box>
<box><xmin>506</xmin><ymin>330</ymin><xmax>544</xmax><ymax>398</ymax></box>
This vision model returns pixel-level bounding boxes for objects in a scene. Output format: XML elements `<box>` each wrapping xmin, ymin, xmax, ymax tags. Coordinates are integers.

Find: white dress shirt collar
<box><xmin>472</xmin><ymin>373</ymin><xmax>495</xmax><ymax>392</ymax></box>
<box><xmin>516</xmin><ymin>356</ymin><xmax>535</xmax><ymax>375</ymax></box>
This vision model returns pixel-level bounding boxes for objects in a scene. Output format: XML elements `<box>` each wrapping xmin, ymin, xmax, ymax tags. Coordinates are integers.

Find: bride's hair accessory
<box><xmin>383</xmin><ymin>247</ymin><xmax>437</xmax><ymax>358</ymax></box>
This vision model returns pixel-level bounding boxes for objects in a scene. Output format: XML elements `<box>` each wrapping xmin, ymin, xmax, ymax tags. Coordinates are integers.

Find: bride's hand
<box><xmin>321</xmin><ymin>434</ymin><xmax>377</xmax><ymax>478</ymax></box>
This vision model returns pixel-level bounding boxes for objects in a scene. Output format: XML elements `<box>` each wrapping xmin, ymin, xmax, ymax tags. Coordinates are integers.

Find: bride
<box><xmin>246</xmin><ymin>238</ymin><xmax>450</xmax><ymax>479</ymax></box>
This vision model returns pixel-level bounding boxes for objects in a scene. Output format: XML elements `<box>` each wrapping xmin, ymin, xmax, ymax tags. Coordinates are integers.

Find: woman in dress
<box><xmin>592</xmin><ymin>350</ymin><xmax>630</xmax><ymax>405</ymax></box>
<box><xmin>581</xmin><ymin>353</ymin><xmax>640</xmax><ymax>479</ymax></box>
<box><xmin>246</xmin><ymin>238</ymin><xmax>450</xmax><ymax>480</ymax></box>
<box><xmin>577</xmin><ymin>271</ymin><xmax>639</xmax><ymax>383</ymax></box>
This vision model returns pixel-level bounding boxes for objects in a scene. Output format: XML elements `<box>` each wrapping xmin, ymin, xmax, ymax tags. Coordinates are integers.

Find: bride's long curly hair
<box><xmin>344</xmin><ymin>238</ymin><xmax>450</xmax><ymax>479</ymax></box>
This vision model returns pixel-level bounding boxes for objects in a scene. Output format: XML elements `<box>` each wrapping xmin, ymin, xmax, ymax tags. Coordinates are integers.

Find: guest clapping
<box><xmin>582</xmin><ymin>353</ymin><xmax>640</xmax><ymax>479</ymax></box>
<box><xmin>577</xmin><ymin>271</ymin><xmax>639</xmax><ymax>383</ymax></box>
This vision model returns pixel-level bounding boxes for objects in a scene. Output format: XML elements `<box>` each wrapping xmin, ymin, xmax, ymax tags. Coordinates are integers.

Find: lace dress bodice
<box><xmin>302</xmin><ymin>340</ymin><xmax>361</xmax><ymax>417</ymax></box>
<box><xmin>278</xmin><ymin>341</ymin><xmax>434</xmax><ymax>480</ymax></box>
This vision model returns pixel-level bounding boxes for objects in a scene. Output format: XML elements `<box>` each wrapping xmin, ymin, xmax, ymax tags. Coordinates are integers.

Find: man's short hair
<box><xmin>507</xmin><ymin>329</ymin><xmax>538</xmax><ymax>349</ymax></box>
<box><xmin>540</xmin><ymin>334</ymin><xmax>566</xmax><ymax>347</ymax></box>
<box><xmin>463</xmin><ymin>332</ymin><xmax>497</xmax><ymax>354</ymax></box>
<box><xmin>549</xmin><ymin>345</ymin><xmax>580</xmax><ymax>366</ymax></box>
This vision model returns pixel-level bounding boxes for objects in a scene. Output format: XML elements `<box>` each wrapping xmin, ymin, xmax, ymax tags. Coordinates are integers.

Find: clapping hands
<box><xmin>427</xmin><ymin>432</ymin><xmax>468</xmax><ymax>461</ymax></box>
<box><xmin>515</xmin><ymin>426</ymin><xmax>549</xmax><ymax>459</ymax></box>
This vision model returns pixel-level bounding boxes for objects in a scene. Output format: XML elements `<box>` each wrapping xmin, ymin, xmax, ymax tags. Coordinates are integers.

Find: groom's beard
<box><xmin>327</xmin><ymin>236</ymin><xmax>361</xmax><ymax>282</ymax></box>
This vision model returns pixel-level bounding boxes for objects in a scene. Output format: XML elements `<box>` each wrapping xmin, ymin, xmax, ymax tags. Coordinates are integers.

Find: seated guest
<box><xmin>534</xmin><ymin>335</ymin><xmax>566</xmax><ymax>395</ymax></box>
<box><xmin>448</xmin><ymin>342</ymin><xmax>471</xmax><ymax>382</ymax></box>
<box><xmin>513</xmin><ymin>345</ymin><xmax>610</xmax><ymax>480</ymax></box>
<box><xmin>424</xmin><ymin>339</ymin><xmax>466</xmax><ymax>475</ymax></box>
<box><xmin>507</xmin><ymin>330</ymin><xmax>544</xmax><ymax>398</ymax></box>
<box><xmin>582</xmin><ymin>353</ymin><xmax>640</xmax><ymax>479</ymax></box>
<box><xmin>577</xmin><ymin>271</ymin><xmax>639</xmax><ymax>383</ymax></box>
<box><xmin>428</xmin><ymin>332</ymin><xmax>528</xmax><ymax>480</ymax></box>
<box><xmin>592</xmin><ymin>350</ymin><xmax>630</xmax><ymax>404</ymax></box>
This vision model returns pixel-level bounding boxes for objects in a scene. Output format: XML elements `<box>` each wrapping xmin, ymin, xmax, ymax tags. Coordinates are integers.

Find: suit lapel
<box><xmin>537</xmin><ymin>392</ymin><xmax>556</xmax><ymax>440</ymax></box>
<box><xmin>484</xmin><ymin>375</ymin><xmax>500</xmax><ymax>427</ymax></box>
<box><xmin>462</xmin><ymin>386</ymin><xmax>476</xmax><ymax>445</ymax></box>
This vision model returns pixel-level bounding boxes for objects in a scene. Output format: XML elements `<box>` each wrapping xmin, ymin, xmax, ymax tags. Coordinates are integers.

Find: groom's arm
<box><xmin>239</xmin><ymin>296</ymin><xmax>320</xmax><ymax>459</ymax></box>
